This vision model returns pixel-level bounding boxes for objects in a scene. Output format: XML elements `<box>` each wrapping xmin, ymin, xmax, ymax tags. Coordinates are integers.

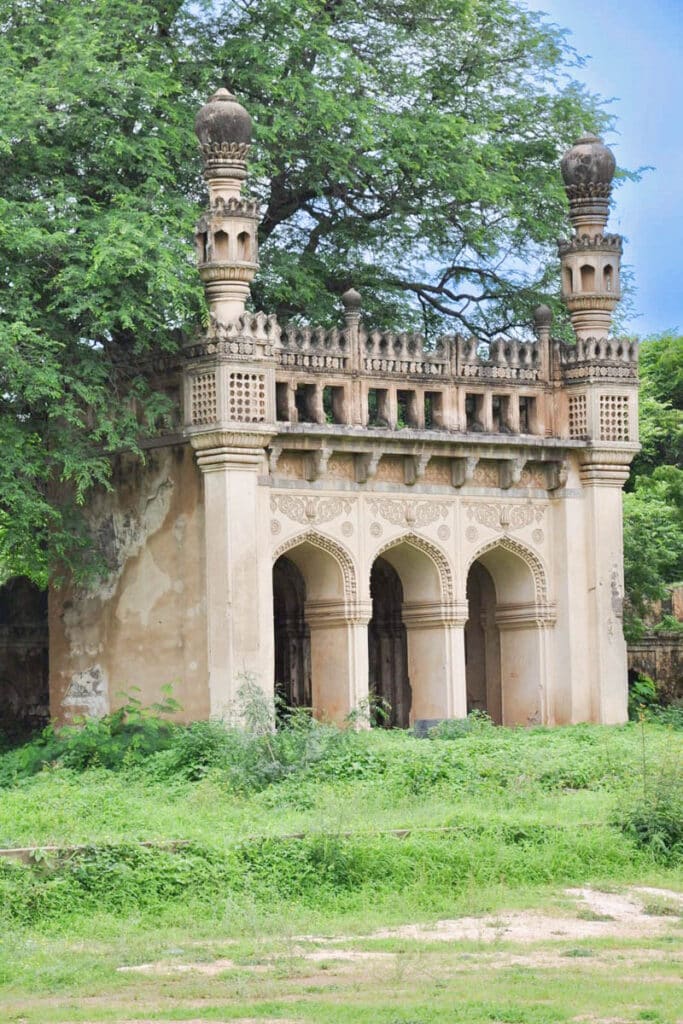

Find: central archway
<box><xmin>368</xmin><ymin>557</ymin><xmax>410</xmax><ymax>727</ymax></box>
<box><xmin>368</xmin><ymin>536</ymin><xmax>464</xmax><ymax>725</ymax></box>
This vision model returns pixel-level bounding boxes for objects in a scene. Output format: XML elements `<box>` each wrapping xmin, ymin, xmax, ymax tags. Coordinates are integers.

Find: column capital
<box><xmin>190</xmin><ymin>427</ymin><xmax>274</xmax><ymax>472</ymax></box>
<box><xmin>402</xmin><ymin>600</ymin><xmax>468</xmax><ymax>628</ymax></box>
<box><xmin>495</xmin><ymin>601</ymin><xmax>557</xmax><ymax>630</ymax></box>
<box><xmin>305</xmin><ymin>599</ymin><xmax>372</xmax><ymax>629</ymax></box>
<box><xmin>578</xmin><ymin>444</ymin><xmax>637</xmax><ymax>486</ymax></box>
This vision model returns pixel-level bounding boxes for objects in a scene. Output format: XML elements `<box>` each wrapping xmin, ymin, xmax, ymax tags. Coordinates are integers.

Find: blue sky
<box><xmin>529</xmin><ymin>0</ymin><xmax>683</xmax><ymax>336</ymax></box>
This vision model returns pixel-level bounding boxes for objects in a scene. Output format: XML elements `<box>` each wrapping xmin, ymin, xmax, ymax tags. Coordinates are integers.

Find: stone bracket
<box><xmin>268</xmin><ymin>442</ymin><xmax>284</xmax><ymax>475</ymax></box>
<box><xmin>499</xmin><ymin>456</ymin><xmax>526</xmax><ymax>490</ymax></box>
<box><xmin>404</xmin><ymin>452</ymin><xmax>431</xmax><ymax>486</ymax></box>
<box><xmin>451</xmin><ymin>455</ymin><xmax>478</xmax><ymax>488</ymax></box>
<box><xmin>306</xmin><ymin>445</ymin><xmax>332</xmax><ymax>482</ymax></box>
<box><xmin>354</xmin><ymin>450</ymin><xmax>382</xmax><ymax>484</ymax></box>
<box><xmin>546</xmin><ymin>459</ymin><xmax>568</xmax><ymax>491</ymax></box>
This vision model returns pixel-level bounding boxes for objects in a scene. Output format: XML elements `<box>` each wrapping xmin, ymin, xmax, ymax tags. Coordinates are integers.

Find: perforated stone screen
<box><xmin>599</xmin><ymin>394</ymin><xmax>630</xmax><ymax>442</ymax></box>
<box><xmin>191</xmin><ymin>371</ymin><xmax>218</xmax><ymax>425</ymax></box>
<box><xmin>229</xmin><ymin>371</ymin><xmax>266</xmax><ymax>422</ymax></box>
<box><xmin>568</xmin><ymin>394</ymin><xmax>587</xmax><ymax>439</ymax></box>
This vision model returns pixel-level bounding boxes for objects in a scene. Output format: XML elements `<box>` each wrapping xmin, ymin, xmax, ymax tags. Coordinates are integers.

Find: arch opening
<box><xmin>467</xmin><ymin>542</ymin><xmax>550</xmax><ymax>726</ymax></box>
<box><xmin>273</xmin><ymin>556</ymin><xmax>311</xmax><ymax>710</ymax></box>
<box><xmin>465</xmin><ymin>561</ymin><xmax>502</xmax><ymax>723</ymax></box>
<box><xmin>0</xmin><ymin>578</ymin><xmax>49</xmax><ymax>740</ymax></box>
<box><xmin>237</xmin><ymin>230</ymin><xmax>251</xmax><ymax>261</ymax></box>
<box><xmin>368</xmin><ymin>557</ymin><xmax>410</xmax><ymax>728</ymax></box>
<box><xmin>271</xmin><ymin>534</ymin><xmax>359</xmax><ymax>724</ymax></box>
<box><xmin>580</xmin><ymin>263</ymin><xmax>596</xmax><ymax>291</ymax></box>
<box><xmin>369</xmin><ymin>537</ymin><xmax>456</xmax><ymax>726</ymax></box>
<box><xmin>213</xmin><ymin>229</ymin><xmax>229</xmax><ymax>262</ymax></box>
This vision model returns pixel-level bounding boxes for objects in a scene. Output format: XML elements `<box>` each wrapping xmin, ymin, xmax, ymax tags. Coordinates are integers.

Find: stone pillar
<box><xmin>306</xmin><ymin>600</ymin><xmax>371</xmax><ymax>724</ymax></box>
<box><xmin>401</xmin><ymin>602</ymin><xmax>468</xmax><ymax>722</ymax></box>
<box><xmin>579</xmin><ymin>449</ymin><xmax>633</xmax><ymax>723</ymax></box>
<box><xmin>191</xmin><ymin>431</ymin><xmax>273</xmax><ymax>717</ymax></box>
<box><xmin>495</xmin><ymin>605</ymin><xmax>555</xmax><ymax>725</ymax></box>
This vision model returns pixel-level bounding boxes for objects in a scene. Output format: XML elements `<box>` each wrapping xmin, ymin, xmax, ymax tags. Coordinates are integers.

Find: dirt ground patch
<box><xmin>367</xmin><ymin>885</ymin><xmax>682</xmax><ymax>944</ymax></box>
<box><xmin>117</xmin><ymin>886</ymin><xmax>682</xmax><ymax>980</ymax></box>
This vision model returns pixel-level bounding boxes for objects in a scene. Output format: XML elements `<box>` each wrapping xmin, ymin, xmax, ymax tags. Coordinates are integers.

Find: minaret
<box><xmin>558</xmin><ymin>135</ymin><xmax>622</xmax><ymax>339</ymax></box>
<box><xmin>183</xmin><ymin>89</ymin><xmax>276</xmax><ymax>720</ymax></box>
<box><xmin>194</xmin><ymin>88</ymin><xmax>260</xmax><ymax>326</ymax></box>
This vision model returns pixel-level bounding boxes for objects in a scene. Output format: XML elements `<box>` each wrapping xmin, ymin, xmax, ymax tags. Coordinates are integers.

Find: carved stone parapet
<box><xmin>559</xmin><ymin>337</ymin><xmax>638</xmax><ymax>384</ymax></box>
<box><xmin>558</xmin><ymin>233</ymin><xmax>622</xmax><ymax>255</ymax></box>
<box><xmin>209</xmin><ymin>195</ymin><xmax>260</xmax><ymax>218</ymax></box>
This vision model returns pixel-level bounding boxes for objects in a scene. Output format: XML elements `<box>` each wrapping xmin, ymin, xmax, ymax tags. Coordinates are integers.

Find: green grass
<box><xmin>0</xmin><ymin>715</ymin><xmax>681</xmax><ymax>1021</ymax></box>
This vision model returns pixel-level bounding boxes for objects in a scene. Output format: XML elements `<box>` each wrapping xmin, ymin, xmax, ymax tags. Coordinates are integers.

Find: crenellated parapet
<box><xmin>558</xmin><ymin>336</ymin><xmax>638</xmax><ymax>383</ymax></box>
<box><xmin>180</xmin><ymin>94</ymin><xmax>639</xmax><ymax>464</ymax></box>
<box><xmin>280</xmin><ymin>324</ymin><xmax>351</xmax><ymax>372</ymax></box>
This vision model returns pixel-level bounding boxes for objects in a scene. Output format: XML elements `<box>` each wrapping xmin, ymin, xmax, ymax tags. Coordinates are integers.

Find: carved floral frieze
<box><xmin>464</xmin><ymin>501</ymin><xmax>546</xmax><ymax>534</ymax></box>
<box><xmin>368</xmin><ymin>498</ymin><xmax>449</xmax><ymax>528</ymax></box>
<box><xmin>270</xmin><ymin>493</ymin><xmax>356</xmax><ymax>525</ymax></box>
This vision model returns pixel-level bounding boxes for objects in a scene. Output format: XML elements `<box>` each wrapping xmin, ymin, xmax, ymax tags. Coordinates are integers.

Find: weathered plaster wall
<box><xmin>49</xmin><ymin>443</ymin><xmax>208</xmax><ymax>722</ymax></box>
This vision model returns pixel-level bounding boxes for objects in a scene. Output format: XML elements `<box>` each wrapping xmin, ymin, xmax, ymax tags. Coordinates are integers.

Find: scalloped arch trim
<box><xmin>468</xmin><ymin>536</ymin><xmax>549</xmax><ymax>606</ymax></box>
<box><xmin>272</xmin><ymin>529</ymin><xmax>358</xmax><ymax>603</ymax></box>
<box><xmin>371</xmin><ymin>531</ymin><xmax>454</xmax><ymax>602</ymax></box>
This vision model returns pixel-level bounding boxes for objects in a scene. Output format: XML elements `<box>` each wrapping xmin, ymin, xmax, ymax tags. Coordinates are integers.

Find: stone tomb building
<box><xmin>14</xmin><ymin>90</ymin><xmax>641</xmax><ymax>729</ymax></box>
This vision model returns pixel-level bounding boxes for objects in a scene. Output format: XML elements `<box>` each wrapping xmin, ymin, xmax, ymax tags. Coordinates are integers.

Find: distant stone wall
<box><xmin>628</xmin><ymin>584</ymin><xmax>683</xmax><ymax>703</ymax></box>
<box><xmin>628</xmin><ymin>634</ymin><xmax>683</xmax><ymax>703</ymax></box>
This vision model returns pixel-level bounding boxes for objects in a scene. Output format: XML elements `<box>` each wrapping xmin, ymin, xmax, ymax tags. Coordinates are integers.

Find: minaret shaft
<box><xmin>194</xmin><ymin>89</ymin><xmax>259</xmax><ymax>329</ymax></box>
<box><xmin>559</xmin><ymin>135</ymin><xmax>622</xmax><ymax>340</ymax></box>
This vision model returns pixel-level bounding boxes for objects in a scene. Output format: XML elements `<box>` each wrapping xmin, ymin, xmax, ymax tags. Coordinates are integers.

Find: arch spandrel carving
<box><xmin>468</xmin><ymin>536</ymin><xmax>550</xmax><ymax>608</ymax></box>
<box><xmin>371</xmin><ymin>531</ymin><xmax>455</xmax><ymax>603</ymax></box>
<box><xmin>272</xmin><ymin>529</ymin><xmax>358</xmax><ymax>604</ymax></box>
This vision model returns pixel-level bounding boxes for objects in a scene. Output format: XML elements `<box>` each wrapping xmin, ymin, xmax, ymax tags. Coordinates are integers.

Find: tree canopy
<box><xmin>623</xmin><ymin>334</ymin><xmax>683</xmax><ymax>640</ymax></box>
<box><xmin>1</xmin><ymin>0</ymin><xmax>609</xmax><ymax>580</ymax></box>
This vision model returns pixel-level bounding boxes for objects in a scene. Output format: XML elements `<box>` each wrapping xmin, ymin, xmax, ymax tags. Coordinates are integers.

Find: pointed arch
<box><xmin>371</xmin><ymin>531</ymin><xmax>454</xmax><ymax>602</ymax></box>
<box><xmin>468</xmin><ymin>536</ymin><xmax>549</xmax><ymax>607</ymax></box>
<box><xmin>272</xmin><ymin>529</ymin><xmax>358</xmax><ymax>604</ymax></box>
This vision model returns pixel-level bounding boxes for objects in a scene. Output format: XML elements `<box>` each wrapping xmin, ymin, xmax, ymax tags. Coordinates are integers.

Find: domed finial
<box><xmin>341</xmin><ymin>287</ymin><xmax>362</xmax><ymax>311</ymax></box>
<box><xmin>560</xmin><ymin>134</ymin><xmax>616</xmax><ymax>190</ymax></box>
<box><xmin>195</xmin><ymin>87</ymin><xmax>253</xmax><ymax>151</ymax></box>
<box><xmin>533</xmin><ymin>304</ymin><xmax>553</xmax><ymax>329</ymax></box>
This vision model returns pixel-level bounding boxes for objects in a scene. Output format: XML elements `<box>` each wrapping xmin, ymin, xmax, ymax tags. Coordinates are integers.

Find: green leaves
<box><xmin>0</xmin><ymin>0</ymin><xmax>609</xmax><ymax>580</ymax></box>
<box><xmin>623</xmin><ymin>334</ymin><xmax>683</xmax><ymax>640</ymax></box>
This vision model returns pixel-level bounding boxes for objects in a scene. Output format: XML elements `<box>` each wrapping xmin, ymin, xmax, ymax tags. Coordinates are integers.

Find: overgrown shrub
<box><xmin>614</xmin><ymin>763</ymin><xmax>683</xmax><ymax>864</ymax></box>
<box><xmin>628</xmin><ymin>673</ymin><xmax>659</xmax><ymax>720</ymax></box>
<box><xmin>0</xmin><ymin>689</ymin><xmax>180</xmax><ymax>785</ymax></box>
<box><xmin>427</xmin><ymin>711</ymin><xmax>494</xmax><ymax>740</ymax></box>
